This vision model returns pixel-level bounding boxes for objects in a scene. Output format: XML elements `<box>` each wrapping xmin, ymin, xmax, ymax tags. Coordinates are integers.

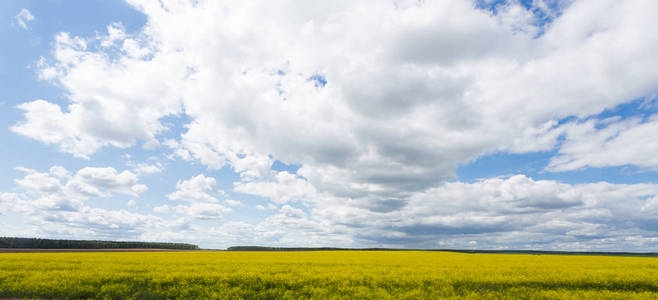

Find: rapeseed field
<box><xmin>0</xmin><ymin>251</ymin><xmax>656</xmax><ymax>299</ymax></box>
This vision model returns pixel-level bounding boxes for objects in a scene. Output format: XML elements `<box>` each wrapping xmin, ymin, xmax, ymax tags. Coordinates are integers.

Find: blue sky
<box><xmin>1</xmin><ymin>0</ymin><xmax>658</xmax><ymax>251</ymax></box>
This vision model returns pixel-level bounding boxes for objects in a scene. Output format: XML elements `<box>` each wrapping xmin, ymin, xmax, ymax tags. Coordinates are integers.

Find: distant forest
<box><xmin>0</xmin><ymin>237</ymin><xmax>199</xmax><ymax>250</ymax></box>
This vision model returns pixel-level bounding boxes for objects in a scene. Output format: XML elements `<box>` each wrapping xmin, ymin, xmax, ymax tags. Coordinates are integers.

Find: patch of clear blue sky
<box><xmin>457</xmin><ymin>151</ymin><xmax>658</xmax><ymax>184</ymax></box>
<box><xmin>476</xmin><ymin>0</ymin><xmax>560</xmax><ymax>17</ymax></box>
<box><xmin>595</xmin><ymin>97</ymin><xmax>658</xmax><ymax>121</ymax></box>
<box><xmin>475</xmin><ymin>0</ymin><xmax>562</xmax><ymax>36</ymax></box>
<box><xmin>271</xmin><ymin>160</ymin><xmax>301</xmax><ymax>174</ymax></box>
<box><xmin>308</xmin><ymin>74</ymin><xmax>327</xmax><ymax>88</ymax></box>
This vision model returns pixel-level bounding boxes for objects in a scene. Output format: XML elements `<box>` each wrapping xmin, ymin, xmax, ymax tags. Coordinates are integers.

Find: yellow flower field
<box><xmin>0</xmin><ymin>251</ymin><xmax>656</xmax><ymax>299</ymax></box>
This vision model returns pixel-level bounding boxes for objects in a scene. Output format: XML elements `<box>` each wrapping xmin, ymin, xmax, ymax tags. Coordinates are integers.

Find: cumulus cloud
<box><xmin>72</xmin><ymin>167</ymin><xmax>147</xmax><ymax>196</ymax></box>
<box><xmin>11</xmin><ymin>166</ymin><xmax>149</xmax><ymax>211</ymax></box>
<box><xmin>132</xmin><ymin>162</ymin><xmax>164</xmax><ymax>175</ymax></box>
<box><xmin>307</xmin><ymin>175</ymin><xmax>658</xmax><ymax>249</ymax></box>
<box><xmin>3</xmin><ymin>165</ymin><xmax>658</xmax><ymax>249</ymax></box>
<box><xmin>166</xmin><ymin>174</ymin><xmax>224</xmax><ymax>203</ymax></box>
<box><xmin>173</xmin><ymin>202</ymin><xmax>232</xmax><ymax>220</ymax></box>
<box><xmin>225</xmin><ymin>199</ymin><xmax>243</xmax><ymax>207</ymax></box>
<box><xmin>15</xmin><ymin>167</ymin><xmax>63</xmax><ymax>193</ymax></box>
<box><xmin>13</xmin><ymin>29</ymin><xmax>182</xmax><ymax>158</ymax></box>
<box><xmin>234</xmin><ymin>171</ymin><xmax>316</xmax><ymax>204</ymax></box>
<box><xmin>14</xmin><ymin>0</ymin><xmax>658</xmax><ymax>197</ymax></box>
<box><xmin>49</xmin><ymin>165</ymin><xmax>72</xmax><ymax>179</ymax></box>
<box><xmin>15</xmin><ymin>8</ymin><xmax>34</xmax><ymax>29</ymax></box>
<box><xmin>547</xmin><ymin>115</ymin><xmax>658</xmax><ymax>171</ymax></box>
<box><xmin>12</xmin><ymin>100</ymin><xmax>97</xmax><ymax>159</ymax></box>
<box><xmin>153</xmin><ymin>205</ymin><xmax>170</xmax><ymax>214</ymax></box>
<box><xmin>0</xmin><ymin>165</ymin><xmax>162</xmax><ymax>240</ymax></box>
<box><xmin>41</xmin><ymin>207</ymin><xmax>160</xmax><ymax>237</ymax></box>
<box><xmin>170</xmin><ymin>175</ymin><xmax>658</xmax><ymax>250</ymax></box>
<box><xmin>7</xmin><ymin>0</ymin><xmax>658</xmax><ymax>249</ymax></box>
<box><xmin>163</xmin><ymin>174</ymin><xmax>232</xmax><ymax>220</ymax></box>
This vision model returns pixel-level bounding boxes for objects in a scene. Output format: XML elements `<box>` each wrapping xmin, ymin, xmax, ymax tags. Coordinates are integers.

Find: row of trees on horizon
<box><xmin>0</xmin><ymin>237</ymin><xmax>199</xmax><ymax>250</ymax></box>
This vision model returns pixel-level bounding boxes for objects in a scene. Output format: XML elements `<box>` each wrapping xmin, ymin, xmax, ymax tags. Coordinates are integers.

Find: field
<box><xmin>0</xmin><ymin>251</ymin><xmax>657</xmax><ymax>299</ymax></box>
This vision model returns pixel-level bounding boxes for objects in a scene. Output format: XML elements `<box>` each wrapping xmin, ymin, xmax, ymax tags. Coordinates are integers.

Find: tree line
<box><xmin>0</xmin><ymin>237</ymin><xmax>199</xmax><ymax>250</ymax></box>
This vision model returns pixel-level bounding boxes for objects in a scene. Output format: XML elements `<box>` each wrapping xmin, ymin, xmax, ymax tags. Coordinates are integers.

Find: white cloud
<box><xmin>234</xmin><ymin>171</ymin><xmax>316</xmax><ymax>204</ymax></box>
<box><xmin>15</xmin><ymin>167</ymin><xmax>62</xmax><ymax>193</ymax></box>
<box><xmin>70</xmin><ymin>167</ymin><xmax>147</xmax><ymax>197</ymax></box>
<box><xmin>0</xmin><ymin>166</ymin><xmax>169</xmax><ymax>241</ymax></box>
<box><xmin>12</xmin><ymin>100</ymin><xmax>99</xmax><ymax>159</ymax></box>
<box><xmin>163</xmin><ymin>174</ymin><xmax>231</xmax><ymax>220</ymax></box>
<box><xmin>306</xmin><ymin>175</ymin><xmax>658</xmax><ymax>249</ymax></box>
<box><xmin>15</xmin><ymin>8</ymin><xmax>34</xmax><ymax>30</ymax></box>
<box><xmin>154</xmin><ymin>203</ymin><xmax>232</xmax><ymax>221</ymax></box>
<box><xmin>7</xmin><ymin>1</ymin><xmax>658</xmax><ymax>249</ymax></box>
<box><xmin>100</xmin><ymin>23</ymin><xmax>127</xmax><ymax>47</ymax></box>
<box><xmin>13</xmin><ymin>28</ymin><xmax>183</xmax><ymax>158</ymax></box>
<box><xmin>153</xmin><ymin>204</ymin><xmax>171</xmax><ymax>214</ymax></box>
<box><xmin>547</xmin><ymin>115</ymin><xmax>658</xmax><ymax>171</ymax></box>
<box><xmin>49</xmin><ymin>166</ymin><xmax>72</xmax><ymax>179</ymax></box>
<box><xmin>166</xmin><ymin>174</ymin><xmax>224</xmax><ymax>203</ymax></box>
<box><xmin>40</xmin><ymin>207</ymin><xmax>161</xmax><ymax>239</ymax></box>
<box><xmin>3</xmin><ymin>165</ymin><xmax>658</xmax><ymax>249</ymax></box>
<box><xmin>0</xmin><ymin>165</ymin><xmax>158</xmax><ymax>240</ymax></box>
<box><xmin>173</xmin><ymin>202</ymin><xmax>231</xmax><ymax>220</ymax></box>
<box><xmin>0</xmin><ymin>193</ymin><xmax>20</xmax><ymax>203</ymax></box>
<box><xmin>132</xmin><ymin>162</ymin><xmax>164</xmax><ymax>175</ymax></box>
<box><xmin>14</xmin><ymin>0</ymin><xmax>658</xmax><ymax>201</ymax></box>
<box><xmin>0</xmin><ymin>193</ymin><xmax>21</xmax><ymax>215</ymax></box>
<box><xmin>10</xmin><ymin>166</ymin><xmax>149</xmax><ymax>213</ymax></box>
<box><xmin>225</xmin><ymin>199</ymin><xmax>243</xmax><ymax>207</ymax></box>
<box><xmin>155</xmin><ymin>174</ymin><xmax>658</xmax><ymax>250</ymax></box>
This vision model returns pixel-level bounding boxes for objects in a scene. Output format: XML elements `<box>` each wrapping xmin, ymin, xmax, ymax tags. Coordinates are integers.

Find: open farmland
<box><xmin>0</xmin><ymin>251</ymin><xmax>657</xmax><ymax>299</ymax></box>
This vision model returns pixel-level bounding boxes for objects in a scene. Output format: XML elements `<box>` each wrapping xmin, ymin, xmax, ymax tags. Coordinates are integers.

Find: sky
<box><xmin>1</xmin><ymin>0</ymin><xmax>658</xmax><ymax>251</ymax></box>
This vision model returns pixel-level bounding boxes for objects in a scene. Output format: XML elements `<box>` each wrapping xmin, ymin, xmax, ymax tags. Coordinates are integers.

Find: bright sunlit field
<box><xmin>0</xmin><ymin>251</ymin><xmax>656</xmax><ymax>299</ymax></box>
